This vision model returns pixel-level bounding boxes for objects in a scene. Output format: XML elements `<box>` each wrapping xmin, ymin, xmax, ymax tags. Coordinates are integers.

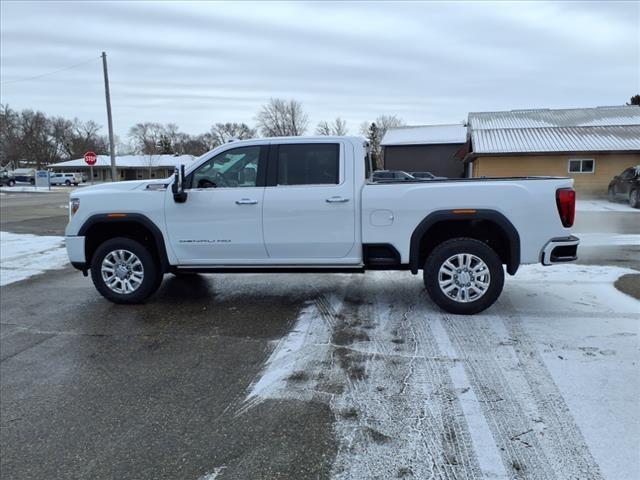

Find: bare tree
<box><xmin>50</xmin><ymin>118</ymin><xmax>108</xmax><ymax>159</ymax></box>
<box><xmin>210</xmin><ymin>122</ymin><xmax>256</xmax><ymax>146</ymax></box>
<box><xmin>360</xmin><ymin>115</ymin><xmax>405</xmax><ymax>170</ymax></box>
<box><xmin>360</xmin><ymin>114</ymin><xmax>405</xmax><ymax>139</ymax></box>
<box><xmin>256</xmin><ymin>98</ymin><xmax>308</xmax><ymax>137</ymax></box>
<box><xmin>0</xmin><ymin>104</ymin><xmax>20</xmax><ymax>167</ymax></box>
<box><xmin>316</xmin><ymin>117</ymin><xmax>348</xmax><ymax>136</ymax></box>
<box><xmin>128</xmin><ymin>122</ymin><xmax>165</xmax><ymax>154</ymax></box>
<box><xmin>16</xmin><ymin>109</ymin><xmax>58</xmax><ymax>168</ymax></box>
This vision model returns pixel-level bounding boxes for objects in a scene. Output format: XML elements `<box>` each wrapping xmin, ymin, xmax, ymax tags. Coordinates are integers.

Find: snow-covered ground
<box><xmin>576</xmin><ymin>199</ymin><xmax>639</xmax><ymax>213</ymax></box>
<box><xmin>0</xmin><ymin>231</ymin><xmax>68</xmax><ymax>286</ymax></box>
<box><xmin>240</xmin><ymin>266</ymin><xmax>639</xmax><ymax>480</ymax></box>
<box><xmin>0</xmin><ymin>186</ymin><xmax>68</xmax><ymax>193</ymax></box>
<box><xmin>578</xmin><ymin>233</ymin><xmax>640</xmax><ymax>246</ymax></box>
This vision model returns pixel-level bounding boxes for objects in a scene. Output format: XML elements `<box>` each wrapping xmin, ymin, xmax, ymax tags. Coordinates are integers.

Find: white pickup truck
<box><xmin>65</xmin><ymin>136</ymin><xmax>579</xmax><ymax>314</ymax></box>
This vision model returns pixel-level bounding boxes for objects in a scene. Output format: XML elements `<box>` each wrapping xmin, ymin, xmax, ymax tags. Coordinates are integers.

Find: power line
<box><xmin>1</xmin><ymin>57</ymin><xmax>100</xmax><ymax>86</ymax></box>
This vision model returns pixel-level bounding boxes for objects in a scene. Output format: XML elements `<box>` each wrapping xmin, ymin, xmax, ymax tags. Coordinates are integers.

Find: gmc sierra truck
<box><xmin>65</xmin><ymin>136</ymin><xmax>579</xmax><ymax>314</ymax></box>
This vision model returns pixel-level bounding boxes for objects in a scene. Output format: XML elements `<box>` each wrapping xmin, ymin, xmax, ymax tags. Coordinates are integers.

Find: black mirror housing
<box><xmin>172</xmin><ymin>165</ymin><xmax>188</xmax><ymax>203</ymax></box>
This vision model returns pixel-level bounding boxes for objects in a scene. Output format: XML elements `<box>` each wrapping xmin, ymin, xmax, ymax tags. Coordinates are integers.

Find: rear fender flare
<box><xmin>409</xmin><ymin>209</ymin><xmax>520</xmax><ymax>275</ymax></box>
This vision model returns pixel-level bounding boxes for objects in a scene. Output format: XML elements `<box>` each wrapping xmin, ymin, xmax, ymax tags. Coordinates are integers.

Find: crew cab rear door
<box><xmin>262</xmin><ymin>140</ymin><xmax>357</xmax><ymax>260</ymax></box>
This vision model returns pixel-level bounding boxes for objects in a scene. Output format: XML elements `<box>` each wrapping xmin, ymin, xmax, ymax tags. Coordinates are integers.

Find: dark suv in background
<box><xmin>608</xmin><ymin>166</ymin><xmax>640</xmax><ymax>208</ymax></box>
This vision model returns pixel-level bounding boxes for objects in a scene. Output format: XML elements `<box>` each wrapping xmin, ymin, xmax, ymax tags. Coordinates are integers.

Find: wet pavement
<box><xmin>1</xmin><ymin>269</ymin><xmax>338</xmax><ymax>479</ymax></box>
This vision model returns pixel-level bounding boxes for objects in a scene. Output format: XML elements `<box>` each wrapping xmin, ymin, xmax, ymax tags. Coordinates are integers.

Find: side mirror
<box><xmin>172</xmin><ymin>165</ymin><xmax>188</xmax><ymax>203</ymax></box>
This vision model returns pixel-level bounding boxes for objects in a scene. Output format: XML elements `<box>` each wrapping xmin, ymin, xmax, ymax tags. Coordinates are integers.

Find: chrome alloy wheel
<box><xmin>438</xmin><ymin>253</ymin><xmax>491</xmax><ymax>303</ymax></box>
<box><xmin>101</xmin><ymin>249</ymin><xmax>145</xmax><ymax>294</ymax></box>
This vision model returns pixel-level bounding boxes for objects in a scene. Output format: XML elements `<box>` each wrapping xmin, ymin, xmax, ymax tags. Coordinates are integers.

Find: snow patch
<box><xmin>0</xmin><ymin>231</ymin><xmax>68</xmax><ymax>286</ymax></box>
<box><xmin>197</xmin><ymin>466</ymin><xmax>226</xmax><ymax>480</ymax></box>
<box><xmin>576</xmin><ymin>199</ymin><xmax>639</xmax><ymax>213</ymax></box>
<box><xmin>0</xmin><ymin>186</ymin><xmax>66</xmax><ymax>193</ymax></box>
<box><xmin>576</xmin><ymin>233</ymin><xmax>640</xmax><ymax>246</ymax></box>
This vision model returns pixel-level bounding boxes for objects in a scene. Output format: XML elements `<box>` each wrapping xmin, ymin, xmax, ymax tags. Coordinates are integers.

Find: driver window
<box><xmin>191</xmin><ymin>146</ymin><xmax>261</xmax><ymax>189</ymax></box>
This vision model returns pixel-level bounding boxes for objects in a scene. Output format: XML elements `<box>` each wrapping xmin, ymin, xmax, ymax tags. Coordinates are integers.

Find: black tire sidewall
<box><xmin>630</xmin><ymin>190</ymin><xmax>639</xmax><ymax>209</ymax></box>
<box><xmin>90</xmin><ymin>237</ymin><xmax>160</xmax><ymax>304</ymax></box>
<box><xmin>424</xmin><ymin>238</ymin><xmax>505</xmax><ymax>315</ymax></box>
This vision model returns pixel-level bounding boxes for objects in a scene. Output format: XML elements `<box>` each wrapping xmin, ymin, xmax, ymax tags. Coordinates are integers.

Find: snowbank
<box><xmin>0</xmin><ymin>231</ymin><xmax>68</xmax><ymax>286</ymax></box>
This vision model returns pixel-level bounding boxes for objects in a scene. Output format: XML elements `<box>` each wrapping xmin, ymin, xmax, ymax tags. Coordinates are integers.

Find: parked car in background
<box><xmin>0</xmin><ymin>170</ymin><xmax>16</xmax><ymax>187</ymax></box>
<box><xmin>372</xmin><ymin>170</ymin><xmax>415</xmax><ymax>181</ymax></box>
<box><xmin>608</xmin><ymin>166</ymin><xmax>639</xmax><ymax>208</ymax></box>
<box><xmin>12</xmin><ymin>168</ymin><xmax>36</xmax><ymax>185</ymax></box>
<box><xmin>411</xmin><ymin>171</ymin><xmax>448</xmax><ymax>180</ymax></box>
<box><xmin>50</xmin><ymin>172</ymin><xmax>82</xmax><ymax>186</ymax></box>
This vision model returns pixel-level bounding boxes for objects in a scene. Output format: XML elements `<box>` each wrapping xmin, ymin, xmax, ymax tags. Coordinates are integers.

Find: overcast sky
<box><xmin>1</xmin><ymin>1</ymin><xmax>638</xmax><ymax>138</ymax></box>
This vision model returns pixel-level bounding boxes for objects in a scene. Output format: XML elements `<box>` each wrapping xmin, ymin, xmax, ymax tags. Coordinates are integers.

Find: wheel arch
<box><xmin>409</xmin><ymin>209</ymin><xmax>520</xmax><ymax>275</ymax></box>
<box><xmin>78</xmin><ymin>213</ymin><xmax>169</xmax><ymax>273</ymax></box>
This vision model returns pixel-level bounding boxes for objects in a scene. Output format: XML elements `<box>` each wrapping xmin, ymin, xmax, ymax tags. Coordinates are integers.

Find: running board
<box><xmin>174</xmin><ymin>264</ymin><xmax>365</xmax><ymax>274</ymax></box>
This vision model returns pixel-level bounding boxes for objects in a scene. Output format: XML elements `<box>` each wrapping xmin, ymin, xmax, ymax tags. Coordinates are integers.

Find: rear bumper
<box><xmin>541</xmin><ymin>235</ymin><xmax>579</xmax><ymax>265</ymax></box>
<box><xmin>66</xmin><ymin>236</ymin><xmax>86</xmax><ymax>268</ymax></box>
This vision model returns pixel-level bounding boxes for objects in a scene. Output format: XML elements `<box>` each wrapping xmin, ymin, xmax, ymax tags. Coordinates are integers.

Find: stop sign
<box><xmin>84</xmin><ymin>151</ymin><xmax>97</xmax><ymax>166</ymax></box>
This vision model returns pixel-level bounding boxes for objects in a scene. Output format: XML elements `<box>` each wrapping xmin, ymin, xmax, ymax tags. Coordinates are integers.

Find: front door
<box><xmin>262</xmin><ymin>142</ymin><xmax>357</xmax><ymax>261</ymax></box>
<box><xmin>164</xmin><ymin>145</ymin><xmax>268</xmax><ymax>264</ymax></box>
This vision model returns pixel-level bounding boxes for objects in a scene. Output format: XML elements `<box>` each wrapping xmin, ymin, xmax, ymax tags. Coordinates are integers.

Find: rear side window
<box><xmin>277</xmin><ymin>143</ymin><xmax>339</xmax><ymax>186</ymax></box>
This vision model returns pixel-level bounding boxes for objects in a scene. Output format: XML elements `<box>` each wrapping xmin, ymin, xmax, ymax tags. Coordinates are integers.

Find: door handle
<box><xmin>235</xmin><ymin>198</ymin><xmax>258</xmax><ymax>205</ymax></box>
<box><xmin>326</xmin><ymin>196</ymin><xmax>350</xmax><ymax>203</ymax></box>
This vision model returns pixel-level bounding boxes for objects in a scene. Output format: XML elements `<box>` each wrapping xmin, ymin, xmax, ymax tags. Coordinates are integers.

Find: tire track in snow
<box><xmin>443</xmin><ymin>307</ymin><xmax>604</xmax><ymax>479</ymax></box>
<box><xmin>499</xmin><ymin>297</ymin><xmax>604</xmax><ymax>479</ymax></box>
<box><xmin>242</xmin><ymin>272</ymin><xmax>486</xmax><ymax>479</ymax></box>
<box><xmin>442</xmin><ymin>314</ymin><xmax>557</xmax><ymax>479</ymax></box>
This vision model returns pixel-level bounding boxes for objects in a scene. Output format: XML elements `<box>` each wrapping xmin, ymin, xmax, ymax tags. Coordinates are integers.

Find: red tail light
<box><xmin>556</xmin><ymin>188</ymin><xmax>576</xmax><ymax>227</ymax></box>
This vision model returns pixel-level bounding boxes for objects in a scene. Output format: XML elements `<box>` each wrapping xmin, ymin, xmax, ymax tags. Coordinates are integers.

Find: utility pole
<box><xmin>101</xmin><ymin>51</ymin><xmax>117</xmax><ymax>182</ymax></box>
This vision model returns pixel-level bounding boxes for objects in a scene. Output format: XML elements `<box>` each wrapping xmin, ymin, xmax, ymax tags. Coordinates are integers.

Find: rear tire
<box><xmin>90</xmin><ymin>237</ymin><xmax>162</xmax><ymax>304</ymax></box>
<box><xmin>65</xmin><ymin>180</ymin><xmax>71</xmax><ymax>186</ymax></box>
<box><xmin>423</xmin><ymin>238</ymin><xmax>504</xmax><ymax>315</ymax></box>
<box><xmin>608</xmin><ymin>187</ymin><xmax>616</xmax><ymax>202</ymax></box>
<box><xmin>630</xmin><ymin>190</ymin><xmax>640</xmax><ymax>209</ymax></box>
<box><xmin>8</xmin><ymin>179</ymin><xmax>15</xmax><ymax>187</ymax></box>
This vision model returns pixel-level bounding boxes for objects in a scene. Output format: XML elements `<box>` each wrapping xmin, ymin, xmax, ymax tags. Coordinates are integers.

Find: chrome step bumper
<box><xmin>541</xmin><ymin>235</ymin><xmax>580</xmax><ymax>265</ymax></box>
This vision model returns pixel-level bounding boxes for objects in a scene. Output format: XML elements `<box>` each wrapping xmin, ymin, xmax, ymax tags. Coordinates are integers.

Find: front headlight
<box><xmin>69</xmin><ymin>198</ymin><xmax>80</xmax><ymax>217</ymax></box>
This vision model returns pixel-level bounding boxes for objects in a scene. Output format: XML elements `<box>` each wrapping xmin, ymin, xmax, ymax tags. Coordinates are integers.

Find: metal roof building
<box><xmin>469</xmin><ymin>106</ymin><xmax>640</xmax><ymax>155</ymax></box>
<box><xmin>381</xmin><ymin>124</ymin><xmax>468</xmax><ymax>178</ymax></box>
<box><xmin>467</xmin><ymin>105</ymin><xmax>640</xmax><ymax>196</ymax></box>
<box><xmin>381</xmin><ymin>124</ymin><xmax>467</xmax><ymax>146</ymax></box>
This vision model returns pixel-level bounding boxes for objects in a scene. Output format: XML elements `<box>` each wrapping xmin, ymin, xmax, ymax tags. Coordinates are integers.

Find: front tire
<box><xmin>423</xmin><ymin>238</ymin><xmax>504</xmax><ymax>315</ymax></box>
<box><xmin>608</xmin><ymin>187</ymin><xmax>616</xmax><ymax>202</ymax></box>
<box><xmin>90</xmin><ymin>237</ymin><xmax>162</xmax><ymax>304</ymax></box>
<box><xmin>630</xmin><ymin>190</ymin><xmax>640</xmax><ymax>209</ymax></box>
<box><xmin>8</xmin><ymin>179</ymin><xmax>15</xmax><ymax>187</ymax></box>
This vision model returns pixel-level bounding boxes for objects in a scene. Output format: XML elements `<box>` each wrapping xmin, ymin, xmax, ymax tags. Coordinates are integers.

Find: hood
<box><xmin>71</xmin><ymin>178</ymin><xmax>171</xmax><ymax>195</ymax></box>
